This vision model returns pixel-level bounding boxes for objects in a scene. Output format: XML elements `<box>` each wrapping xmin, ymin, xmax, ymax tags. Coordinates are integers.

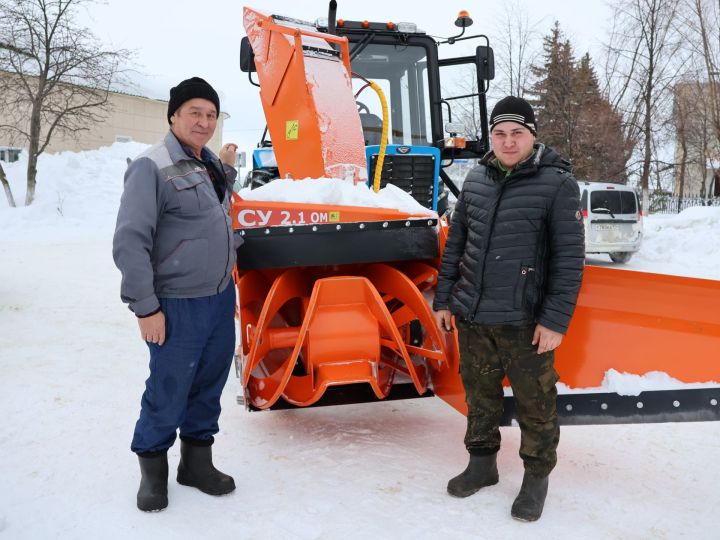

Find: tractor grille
<box><xmin>369</xmin><ymin>154</ymin><xmax>435</xmax><ymax>209</ymax></box>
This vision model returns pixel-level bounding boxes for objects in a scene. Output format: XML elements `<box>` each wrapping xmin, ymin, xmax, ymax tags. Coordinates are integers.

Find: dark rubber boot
<box><xmin>177</xmin><ymin>440</ymin><xmax>235</xmax><ymax>496</ymax></box>
<box><xmin>447</xmin><ymin>453</ymin><xmax>499</xmax><ymax>497</ymax></box>
<box><xmin>511</xmin><ymin>472</ymin><xmax>549</xmax><ymax>522</ymax></box>
<box><xmin>137</xmin><ymin>453</ymin><xmax>168</xmax><ymax>512</ymax></box>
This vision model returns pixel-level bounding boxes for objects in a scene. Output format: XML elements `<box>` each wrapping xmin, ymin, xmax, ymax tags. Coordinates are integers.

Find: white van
<box><xmin>577</xmin><ymin>181</ymin><xmax>643</xmax><ymax>263</ymax></box>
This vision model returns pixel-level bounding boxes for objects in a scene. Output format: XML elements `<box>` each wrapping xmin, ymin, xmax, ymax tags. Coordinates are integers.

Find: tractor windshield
<box><xmin>350</xmin><ymin>43</ymin><xmax>433</xmax><ymax>147</ymax></box>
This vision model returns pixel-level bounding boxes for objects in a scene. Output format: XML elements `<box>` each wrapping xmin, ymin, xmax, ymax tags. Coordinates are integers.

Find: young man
<box><xmin>113</xmin><ymin>77</ymin><xmax>241</xmax><ymax>512</ymax></box>
<box><xmin>433</xmin><ymin>96</ymin><xmax>585</xmax><ymax>521</ymax></box>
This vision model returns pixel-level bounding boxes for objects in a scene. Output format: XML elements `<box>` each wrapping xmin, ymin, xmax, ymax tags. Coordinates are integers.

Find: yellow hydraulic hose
<box><xmin>368</xmin><ymin>81</ymin><xmax>389</xmax><ymax>193</ymax></box>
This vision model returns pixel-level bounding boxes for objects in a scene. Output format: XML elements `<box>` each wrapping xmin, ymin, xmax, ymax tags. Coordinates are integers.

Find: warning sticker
<box><xmin>285</xmin><ymin>120</ymin><xmax>299</xmax><ymax>140</ymax></box>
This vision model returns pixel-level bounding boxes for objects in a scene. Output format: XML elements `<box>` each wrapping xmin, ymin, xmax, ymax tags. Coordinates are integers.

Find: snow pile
<box><xmin>554</xmin><ymin>369</ymin><xmax>718</xmax><ymax>396</ymax></box>
<box><xmin>599</xmin><ymin>369</ymin><xmax>718</xmax><ymax>395</ymax></box>
<box><xmin>629</xmin><ymin>207</ymin><xmax>720</xmax><ymax>279</ymax></box>
<box><xmin>0</xmin><ymin>142</ymin><xmax>148</xmax><ymax>240</ymax></box>
<box><xmin>239</xmin><ymin>177</ymin><xmax>434</xmax><ymax>215</ymax></box>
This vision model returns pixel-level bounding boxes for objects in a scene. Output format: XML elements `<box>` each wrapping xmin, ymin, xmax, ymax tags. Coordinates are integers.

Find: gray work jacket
<box><xmin>113</xmin><ymin>131</ymin><xmax>239</xmax><ymax>316</ymax></box>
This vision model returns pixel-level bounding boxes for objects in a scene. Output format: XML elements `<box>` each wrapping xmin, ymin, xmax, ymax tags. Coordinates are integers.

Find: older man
<box><xmin>113</xmin><ymin>77</ymin><xmax>240</xmax><ymax>512</ymax></box>
<box><xmin>433</xmin><ymin>96</ymin><xmax>585</xmax><ymax>521</ymax></box>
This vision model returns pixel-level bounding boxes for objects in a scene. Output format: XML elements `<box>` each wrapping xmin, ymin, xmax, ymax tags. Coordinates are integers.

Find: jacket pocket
<box><xmin>170</xmin><ymin>174</ymin><xmax>218</xmax><ymax>213</ymax></box>
<box><xmin>513</xmin><ymin>265</ymin><xmax>536</xmax><ymax>309</ymax></box>
<box><xmin>169</xmin><ymin>175</ymin><xmax>203</xmax><ymax>214</ymax></box>
<box><xmin>538</xmin><ymin>366</ymin><xmax>560</xmax><ymax>393</ymax></box>
<box><xmin>156</xmin><ymin>238</ymin><xmax>209</xmax><ymax>289</ymax></box>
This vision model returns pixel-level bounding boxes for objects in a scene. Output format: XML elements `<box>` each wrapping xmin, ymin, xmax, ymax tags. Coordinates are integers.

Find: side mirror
<box><xmin>240</xmin><ymin>37</ymin><xmax>256</xmax><ymax>73</ymax></box>
<box><xmin>476</xmin><ymin>45</ymin><xmax>495</xmax><ymax>81</ymax></box>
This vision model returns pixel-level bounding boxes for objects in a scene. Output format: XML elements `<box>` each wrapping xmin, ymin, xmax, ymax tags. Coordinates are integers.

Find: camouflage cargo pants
<box><xmin>456</xmin><ymin>320</ymin><xmax>560</xmax><ymax>477</ymax></box>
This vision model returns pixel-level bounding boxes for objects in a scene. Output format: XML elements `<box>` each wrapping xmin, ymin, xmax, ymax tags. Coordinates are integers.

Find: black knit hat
<box><xmin>490</xmin><ymin>96</ymin><xmax>537</xmax><ymax>135</ymax></box>
<box><xmin>167</xmin><ymin>77</ymin><xmax>220</xmax><ymax>124</ymax></box>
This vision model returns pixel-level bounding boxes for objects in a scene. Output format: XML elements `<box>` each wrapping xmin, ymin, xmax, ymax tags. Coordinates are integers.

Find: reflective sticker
<box><xmin>286</xmin><ymin>120</ymin><xmax>299</xmax><ymax>140</ymax></box>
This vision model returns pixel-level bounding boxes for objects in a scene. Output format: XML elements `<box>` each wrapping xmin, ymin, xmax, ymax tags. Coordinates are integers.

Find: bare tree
<box><xmin>0</xmin><ymin>161</ymin><xmax>17</xmax><ymax>207</ymax></box>
<box><xmin>677</xmin><ymin>0</ymin><xmax>720</xmax><ymax>195</ymax></box>
<box><xmin>490</xmin><ymin>0</ymin><xmax>541</xmax><ymax>98</ymax></box>
<box><xmin>604</xmin><ymin>0</ymin><xmax>683</xmax><ymax>209</ymax></box>
<box><xmin>0</xmin><ymin>0</ymin><xmax>130</xmax><ymax>205</ymax></box>
<box><xmin>674</xmin><ymin>84</ymin><xmax>690</xmax><ymax>197</ymax></box>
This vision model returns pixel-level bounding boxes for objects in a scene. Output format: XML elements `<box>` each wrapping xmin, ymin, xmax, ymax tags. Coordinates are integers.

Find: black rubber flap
<box><xmin>236</xmin><ymin>218</ymin><xmax>439</xmax><ymax>269</ymax></box>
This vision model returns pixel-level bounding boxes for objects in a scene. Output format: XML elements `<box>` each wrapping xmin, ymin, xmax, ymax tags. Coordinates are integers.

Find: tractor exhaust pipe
<box><xmin>327</xmin><ymin>0</ymin><xmax>337</xmax><ymax>35</ymax></box>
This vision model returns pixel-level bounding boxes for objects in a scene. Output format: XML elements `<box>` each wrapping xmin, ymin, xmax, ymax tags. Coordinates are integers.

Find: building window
<box><xmin>0</xmin><ymin>147</ymin><xmax>21</xmax><ymax>163</ymax></box>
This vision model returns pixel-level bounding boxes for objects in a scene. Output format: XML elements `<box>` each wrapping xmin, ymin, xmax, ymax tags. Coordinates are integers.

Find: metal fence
<box><xmin>648</xmin><ymin>194</ymin><xmax>720</xmax><ymax>214</ymax></box>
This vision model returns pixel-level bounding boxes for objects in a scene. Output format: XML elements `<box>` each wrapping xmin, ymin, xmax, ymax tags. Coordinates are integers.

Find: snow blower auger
<box><xmin>235</xmin><ymin>4</ymin><xmax>720</xmax><ymax>423</ymax></box>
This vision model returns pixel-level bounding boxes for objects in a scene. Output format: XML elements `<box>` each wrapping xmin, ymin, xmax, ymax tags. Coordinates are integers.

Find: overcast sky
<box><xmin>83</xmin><ymin>0</ymin><xmax>612</xmax><ymax>150</ymax></box>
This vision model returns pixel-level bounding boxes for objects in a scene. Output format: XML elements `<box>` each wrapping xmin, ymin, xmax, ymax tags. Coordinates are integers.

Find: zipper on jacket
<box><xmin>209</xmin><ymin>162</ymin><xmax>232</xmax><ymax>295</ymax></box>
<box><xmin>218</xmin><ymin>187</ymin><xmax>232</xmax><ymax>294</ymax></box>
<box><xmin>471</xmin><ymin>179</ymin><xmax>507</xmax><ymax>322</ymax></box>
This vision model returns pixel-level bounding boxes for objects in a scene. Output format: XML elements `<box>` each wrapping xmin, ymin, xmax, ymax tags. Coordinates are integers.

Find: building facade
<box><xmin>0</xmin><ymin>73</ymin><xmax>226</xmax><ymax>159</ymax></box>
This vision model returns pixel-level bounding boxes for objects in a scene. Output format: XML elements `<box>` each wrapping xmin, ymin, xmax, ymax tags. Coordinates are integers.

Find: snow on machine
<box><xmin>232</xmin><ymin>3</ymin><xmax>720</xmax><ymax>423</ymax></box>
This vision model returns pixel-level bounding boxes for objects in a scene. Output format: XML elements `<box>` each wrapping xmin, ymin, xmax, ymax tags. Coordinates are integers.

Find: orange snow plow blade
<box><xmin>432</xmin><ymin>266</ymin><xmax>720</xmax><ymax>423</ymax></box>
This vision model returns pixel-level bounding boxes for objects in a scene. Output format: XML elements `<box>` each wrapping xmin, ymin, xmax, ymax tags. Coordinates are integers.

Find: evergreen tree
<box><xmin>528</xmin><ymin>23</ymin><xmax>577</xmax><ymax>160</ymax></box>
<box><xmin>528</xmin><ymin>24</ymin><xmax>632</xmax><ymax>181</ymax></box>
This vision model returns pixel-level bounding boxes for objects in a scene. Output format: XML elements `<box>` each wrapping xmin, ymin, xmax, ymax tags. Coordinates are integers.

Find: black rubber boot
<box><xmin>177</xmin><ymin>439</ymin><xmax>235</xmax><ymax>496</ymax></box>
<box><xmin>511</xmin><ymin>472</ymin><xmax>549</xmax><ymax>522</ymax></box>
<box><xmin>137</xmin><ymin>452</ymin><xmax>168</xmax><ymax>512</ymax></box>
<box><xmin>447</xmin><ymin>453</ymin><xmax>499</xmax><ymax>497</ymax></box>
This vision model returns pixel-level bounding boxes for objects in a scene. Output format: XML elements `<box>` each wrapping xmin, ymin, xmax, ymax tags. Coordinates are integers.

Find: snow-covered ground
<box><xmin>1</xmin><ymin>144</ymin><xmax>719</xmax><ymax>539</ymax></box>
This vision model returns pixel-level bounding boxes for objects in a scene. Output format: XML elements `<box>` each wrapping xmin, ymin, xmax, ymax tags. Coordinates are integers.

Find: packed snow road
<box><xmin>1</xmin><ymin>234</ymin><xmax>719</xmax><ymax>539</ymax></box>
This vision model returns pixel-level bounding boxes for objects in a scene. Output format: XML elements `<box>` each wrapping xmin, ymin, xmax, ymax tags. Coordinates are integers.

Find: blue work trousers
<box><xmin>131</xmin><ymin>283</ymin><xmax>236</xmax><ymax>454</ymax></box>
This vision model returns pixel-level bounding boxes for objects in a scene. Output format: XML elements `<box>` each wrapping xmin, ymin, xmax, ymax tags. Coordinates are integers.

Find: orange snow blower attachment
<box><xmin>243</xmin><ymin>7</ymin><xmax>367</xmax><ymax>182</ymax></box>
<box><xmin>234</xmin><ymin>8</ymin><xmax>449</xmax><ymax>410</ymax></box>
<box><xmin>233</xmin><ymin>196</ymin><xmax>445</xmax><ymax>409</ymax></box>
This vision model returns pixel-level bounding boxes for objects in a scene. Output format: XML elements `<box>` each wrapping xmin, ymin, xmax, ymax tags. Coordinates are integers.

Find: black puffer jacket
<box><xmin>433</xmin><ymin>144</ymin><xmax>585</xmax><ymax>334</ymax></box>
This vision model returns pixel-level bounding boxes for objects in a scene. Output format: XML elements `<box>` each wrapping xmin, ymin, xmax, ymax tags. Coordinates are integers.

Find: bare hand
<box><xmin>219</xmin><ymin>143</ymin><xmax>238</xmax><ymax>167</ymax></box>
<box><xmin>532</xmin><ymin>323</ymin><xmax>563</xmax><ymax>354</ymax></box>
<box><xmin>138</xmin><ymin>311</ymin><xmax>166</xmax><ymax>346</ymax></box>
<box><xmin>434</xmin><ymin>309</ymin><xmax>453</xmax><ymax>332</ymax></box>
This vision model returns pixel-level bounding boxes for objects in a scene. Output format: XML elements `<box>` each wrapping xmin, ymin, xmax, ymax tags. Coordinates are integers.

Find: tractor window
<box><xmin>351</xmin><ymin>43</ymin><xmax>432</xmax><ymax>146</ymax></box>
<box><xmin>439</xmin><ymin>62</ymin><xmax>482</xmax><ymax>141</ymax></box>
